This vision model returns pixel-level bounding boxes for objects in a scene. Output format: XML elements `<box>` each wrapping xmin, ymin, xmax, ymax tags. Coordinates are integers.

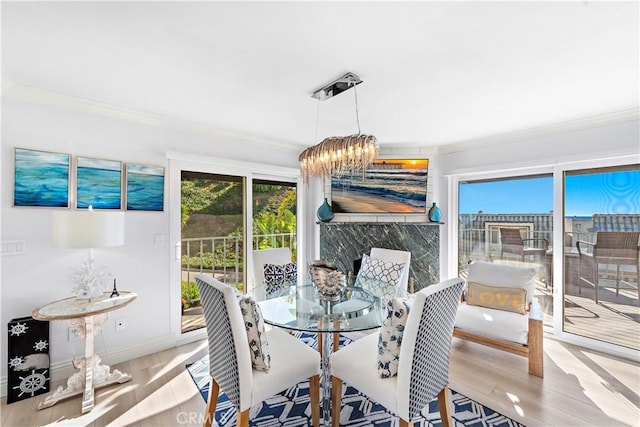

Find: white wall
<box><xmin>0</xmin><ymin>95</ymin><xmax>300</xmax><ymax>393</ymax></box>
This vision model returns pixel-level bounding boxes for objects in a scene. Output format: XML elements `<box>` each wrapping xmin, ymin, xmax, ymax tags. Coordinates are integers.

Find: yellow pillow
<box><xmin>466</xmin><ymin>281</ymin><xmax>528</xmax><ymax>315</ymax></box>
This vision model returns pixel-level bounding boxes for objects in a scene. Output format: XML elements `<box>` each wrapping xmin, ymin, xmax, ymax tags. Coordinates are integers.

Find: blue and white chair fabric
<box><xmin>330</xmin><ymin>277</ymin><xmax>465</xmax><ymax>426</ymax></box>
<box><xmin>195</xmin><ymin>274</ymin><xmax>320</xmax><ymax>427</ymax></box>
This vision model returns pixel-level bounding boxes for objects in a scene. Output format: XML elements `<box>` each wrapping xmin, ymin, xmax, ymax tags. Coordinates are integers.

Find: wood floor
<box><xmin>1</xmin><ymin>334</ymin><xmax>638</xmax><ymax>426</ymax></box>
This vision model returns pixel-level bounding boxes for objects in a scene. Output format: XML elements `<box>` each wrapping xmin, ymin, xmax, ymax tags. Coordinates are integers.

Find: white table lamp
<box><xmin>53</xmin><ymin>207</ymin><xmax>125</xmax><ymax>299</ymax></box>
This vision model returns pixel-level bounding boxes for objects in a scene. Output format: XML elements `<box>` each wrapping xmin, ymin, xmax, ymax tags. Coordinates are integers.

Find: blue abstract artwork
<box><xmin>76</xmin><ymin>157</ymin><xmax>122</xmax><ymax>209</ymax></box>
<box><xmin>126</xmin><ymin>163</ymin><xmax>164</xmax><ymax>211</ymax></box>
<box><xmin>14</xmin><ymin>148</ymin><xmax>70</xmax><ymax>207</ymax></box>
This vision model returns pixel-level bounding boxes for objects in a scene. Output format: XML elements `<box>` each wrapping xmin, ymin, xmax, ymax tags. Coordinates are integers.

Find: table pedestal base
<box><xmin>38</xmin><ymin>355</ymin><xmax>132</xmax><ymax>413</ymax></box>
<box><xmin>321</xmin><ymin>331</ymin><xmax>333</xmax><ymax>425</ymax></box>
<box><xmin>38</xmin><ymin>313</ymin><xmax>132</xmax><ymax>413</ymax></box>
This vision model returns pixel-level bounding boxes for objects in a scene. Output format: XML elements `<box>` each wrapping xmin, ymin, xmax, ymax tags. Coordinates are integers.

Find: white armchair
<box><xmin>453</xmin><ymin>261</ymin><xmax>544</xmax><ymax>377</ymax></box>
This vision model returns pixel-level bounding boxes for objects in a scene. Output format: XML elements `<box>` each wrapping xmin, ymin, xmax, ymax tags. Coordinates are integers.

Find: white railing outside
<box><xmin>181</xmin><ymin>232</ymin><xmax>296</xmax><ymax>286</ymax></box>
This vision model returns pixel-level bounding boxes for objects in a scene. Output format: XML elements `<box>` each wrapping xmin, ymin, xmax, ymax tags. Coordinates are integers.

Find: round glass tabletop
<box><xmin>250</xmin><ymin>284</ymin><xmax>384</xmax><ymax>333</ymax></box>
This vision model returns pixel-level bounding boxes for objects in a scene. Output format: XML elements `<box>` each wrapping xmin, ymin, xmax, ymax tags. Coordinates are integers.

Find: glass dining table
<box><xmin>250</xmin><ymin>283</ymin><xmax>385</xmax><ymax>425</ymax></box>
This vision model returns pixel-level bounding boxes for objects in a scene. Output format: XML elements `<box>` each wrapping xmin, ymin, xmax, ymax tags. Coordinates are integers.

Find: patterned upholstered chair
<box><xmin>195</xmin><ymin>274</ymin><xmax>320</xmax><ymax>427</ymax></box>
<box><xmin>370</xmin><ymin>247</ymin><xmax>412</xmax><ymax>293</ymax></box>
<box><xmin>330</xmin><ymin>278</ymin><xmax>465</xmax><ymax>427</ymax></box>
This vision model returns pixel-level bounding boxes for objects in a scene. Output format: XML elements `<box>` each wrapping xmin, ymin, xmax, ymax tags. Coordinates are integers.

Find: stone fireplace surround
<box><xmin>319</xmin><ymin>222</ymin><xmax>440</xmax><ymax>292</ymax></box>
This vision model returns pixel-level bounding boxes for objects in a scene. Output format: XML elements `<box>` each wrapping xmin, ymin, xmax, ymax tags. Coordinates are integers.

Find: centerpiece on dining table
<box><xmin>308</xmin><ymin>260</ymin><xmax>346</xmax><ymax>301</ymax></box>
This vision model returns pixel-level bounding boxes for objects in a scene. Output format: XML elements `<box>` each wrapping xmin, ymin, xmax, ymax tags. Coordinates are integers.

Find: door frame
<box><xmin>167</xmin><ymin>151</ymin><xmax>301</xmax><ymax>343</ymax></box>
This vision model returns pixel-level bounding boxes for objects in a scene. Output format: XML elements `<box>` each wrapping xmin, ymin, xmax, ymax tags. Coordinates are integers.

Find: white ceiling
<box><xmin>2</xmin><ymin>1</ymin><xmax>638</xmax><ymax>150</ymax></box>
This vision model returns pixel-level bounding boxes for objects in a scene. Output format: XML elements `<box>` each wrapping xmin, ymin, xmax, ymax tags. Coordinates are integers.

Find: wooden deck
<box><xmin>529</xmin><ymin>270</ymin><xmax>639</xmax><ymax>351</ymax></box>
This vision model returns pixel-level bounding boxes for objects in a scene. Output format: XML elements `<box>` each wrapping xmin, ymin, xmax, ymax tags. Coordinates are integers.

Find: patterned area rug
<box><xmin>187</xmin><ymin>332</ymin><xmax>525</xmax><ymax>427</ymax></box>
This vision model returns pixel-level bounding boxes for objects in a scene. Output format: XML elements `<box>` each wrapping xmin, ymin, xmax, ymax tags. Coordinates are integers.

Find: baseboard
<box><xmin>0</xmin><ymin>333</ymin><xmax>176</xmax><ymax>399</ymax></box>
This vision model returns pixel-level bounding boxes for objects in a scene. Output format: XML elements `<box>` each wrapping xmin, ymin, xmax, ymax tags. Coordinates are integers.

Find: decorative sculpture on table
<box><xmin>69</xmin><ymin>258</ymin><xmax>111</xmax><ymax>299</ymax></box>
<box><xmin>309</xmin><ymin>260</ymin><xmax>345</xmax><ymax>300</ymax></box>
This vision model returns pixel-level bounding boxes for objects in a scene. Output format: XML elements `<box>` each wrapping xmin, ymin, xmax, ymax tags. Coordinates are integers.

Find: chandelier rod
<box><xmin>352</xmin><ymin>79</ymin><xmax>362</xmax><ymax>135</ymax></box>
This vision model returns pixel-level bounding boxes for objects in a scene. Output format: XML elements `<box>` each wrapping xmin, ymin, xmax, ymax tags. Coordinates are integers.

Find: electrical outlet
<box><xmin>68</xmin><ymin>327</ymin><xmax>81</xmax><ymax>341</ymax></box>
<box><xmin>115</xmin><ymin>318</ymin><xmax>126</xmax><ymax>331</ymax></box>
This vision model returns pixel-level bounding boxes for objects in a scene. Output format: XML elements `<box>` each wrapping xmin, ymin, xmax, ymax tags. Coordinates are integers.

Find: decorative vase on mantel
<box><xmin>316</xmin><ymin>198</ymin><xmax>334</xmax><ymax>222</ymax></box>
<box><xmin>428</xmin><ymin>202</ymin><xmax>442</xmax><ymax>223</ymax></box>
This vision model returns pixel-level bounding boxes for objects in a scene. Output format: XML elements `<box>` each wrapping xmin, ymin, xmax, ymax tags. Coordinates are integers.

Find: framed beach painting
<box><xmin>76</xmin><ymin>157</ymin><xmax>123</xmax><ymax>209</ymax></box>
<box><xmin>330</xmin><ymin>159</ymin><xmax>428</xmax><ymax>214</ymax></box>
<box><xmin>13</xmin><ymin>148</ymin><xmax>70</xmax><ymax>207</ymax></box>
<box><xmin>126</xmin><ymin>163</ymin><xmax>165</xmax><ymax>211</ymax></box>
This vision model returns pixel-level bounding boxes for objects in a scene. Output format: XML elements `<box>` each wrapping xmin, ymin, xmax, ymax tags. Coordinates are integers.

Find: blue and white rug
<box><xmin>187</xmin><ymin>332</ymin><xmax>525</xmax><ymax>426</ymax></box>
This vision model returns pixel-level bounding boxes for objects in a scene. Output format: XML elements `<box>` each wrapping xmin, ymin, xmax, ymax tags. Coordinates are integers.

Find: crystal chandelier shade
<box><xmin>299</xmin><ymin>134</ymin><xmax>379</xmax><ymax>182</ymax></box>
<box><xmin>299</xmin><ymin>72</ymin><xmax>379</xmax><ymax>182</ymax></box>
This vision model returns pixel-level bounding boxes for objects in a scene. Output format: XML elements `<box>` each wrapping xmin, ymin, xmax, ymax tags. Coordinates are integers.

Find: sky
<box><xmin>459</xmin><ymin>170</ymin><xmax>640</xmax><ymax>216</ymax></box>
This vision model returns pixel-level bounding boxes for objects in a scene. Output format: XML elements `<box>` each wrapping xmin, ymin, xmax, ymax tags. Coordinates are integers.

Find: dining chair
<box><xmin>251</xmin><ymin>247</ymin><xmax>293</xmax><ymax>287</ymax></box>
<box><xmin>370</xmin><ymin>247</ymin><xmax>412</xmax><ymax>293</ymax></box>
<box><xmin>195</xmin><ymin>274</ymin><xmax>320</xmax><ymax>427</ymax></box>
<box><xmin>331</xmin><ymin>277</ymin><xmax>465</xmax><ymax>427</ymax></box>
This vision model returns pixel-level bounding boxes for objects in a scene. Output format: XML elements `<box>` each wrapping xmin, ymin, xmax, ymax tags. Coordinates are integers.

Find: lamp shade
<box><xmin>52</xmin><ymin>210</ymin><xmax>125</xmax><ymax>249</ymax></box>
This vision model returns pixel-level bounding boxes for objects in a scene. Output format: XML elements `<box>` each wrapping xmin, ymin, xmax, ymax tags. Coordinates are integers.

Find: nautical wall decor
<box><xmin>7</xmin><ymin>317</ymin><xmax>50</xmax><ymax>404</ymax></box>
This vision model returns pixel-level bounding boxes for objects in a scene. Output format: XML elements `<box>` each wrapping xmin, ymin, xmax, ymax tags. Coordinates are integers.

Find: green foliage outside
<box><xmin>180</xmin><ymin>179</ymin><xmax>297</xmax><ymax>305</ymax></box>
<box><xmin>181</xmin><ymin>280</ymin><xmax>243</xmax><ymax>309</ymax></box>
<box><xmin>181</xmin><ymin>281</ymin><xmax>199</xmax><ymax>309</ymax></box>
<box><xmin>181</xmin><ymin>248</ymin><xmax>242</xmax><ymax>269</ymax></box>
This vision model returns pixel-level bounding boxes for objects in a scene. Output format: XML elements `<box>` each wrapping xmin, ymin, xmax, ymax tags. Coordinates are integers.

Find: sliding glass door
<box><xmin>563</xmin><ymin>165</ymin><xmax>639</xmax><ymax>350</ymax></box>
<box><xmin>180</xmin><ymin>172</ymin><xmax>246</xmax><ymax>333</ymax></box>
<box><xmin>454</xmin><ymin>161</ymin><xmax>639</xmax><ymax>355</ymax></box>
<box><xmin>176</xmin><ymin>168</ymin><xmax>298</xmax><ymax>334</ymax></box>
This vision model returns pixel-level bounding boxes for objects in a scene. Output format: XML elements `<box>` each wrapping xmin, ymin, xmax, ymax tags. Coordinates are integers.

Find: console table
<box><xmin>32</xmin><ymin>291</ymin><xmax>137</xmax><ymax>413</ymax></box>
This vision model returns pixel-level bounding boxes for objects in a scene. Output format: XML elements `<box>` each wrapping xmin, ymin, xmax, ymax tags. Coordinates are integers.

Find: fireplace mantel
<box><xmin>319</xmin><ymin>222</ymin><xmax>440</xmax><ymax>291</ymax></box>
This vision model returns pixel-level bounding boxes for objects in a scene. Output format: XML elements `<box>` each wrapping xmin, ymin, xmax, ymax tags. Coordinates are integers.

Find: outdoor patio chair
<box><xmin>500</xmin><ymin>227</ymin><xmax>549</xmax><ymax>262</ymax></box>
<box><xmin>576</xmin><ymin>231</ymin><xmax>640</xmax><ymax>305</ymax></box>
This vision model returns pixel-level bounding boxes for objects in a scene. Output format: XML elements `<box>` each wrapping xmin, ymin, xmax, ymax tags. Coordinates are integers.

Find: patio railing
<box><xmin>181</xmin><ymin>232</ymin><xmax>296</xmax><ymax>286</ymax></box>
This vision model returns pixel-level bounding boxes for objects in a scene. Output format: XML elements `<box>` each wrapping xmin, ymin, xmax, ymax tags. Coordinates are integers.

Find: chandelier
<box><xmin>299</xmin><ymin>73</ymin><xmax>379</xmax><ymax>182</ymax></box>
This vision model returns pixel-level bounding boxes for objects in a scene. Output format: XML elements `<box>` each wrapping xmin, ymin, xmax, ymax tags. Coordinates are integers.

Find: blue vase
<box><xmin>316</xmin><ymin>198</ymin><xmax>334</xmax><ymax>222</ymax></box>
<box><xmin>428</xmin><ymin>202</ymin><xmax>442</xmax><ymax>222</ymax></box>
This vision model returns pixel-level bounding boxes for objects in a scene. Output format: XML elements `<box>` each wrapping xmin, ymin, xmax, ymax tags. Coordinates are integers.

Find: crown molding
<box><xmin>1</xmin><ymin>82</ymin><xmax>301</xmax><ymax>151</ymax></box>
<box><xmin>436</xmin><ymin>108</ymin><xmax>639</xmax><ymax>155</ymax></box>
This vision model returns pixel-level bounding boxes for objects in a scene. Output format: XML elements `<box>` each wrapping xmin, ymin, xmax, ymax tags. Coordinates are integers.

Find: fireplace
<box><xmin>319</xmin><ymin>222</ymin><xmax>440</xmax><ymax>291</ymax></box>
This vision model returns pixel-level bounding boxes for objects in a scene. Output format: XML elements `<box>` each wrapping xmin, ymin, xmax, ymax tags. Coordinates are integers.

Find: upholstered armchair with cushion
<box><xmin>453</xmin><ymin>261</ymin><xmax>544</xmax><ymax>377</ymax></box>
